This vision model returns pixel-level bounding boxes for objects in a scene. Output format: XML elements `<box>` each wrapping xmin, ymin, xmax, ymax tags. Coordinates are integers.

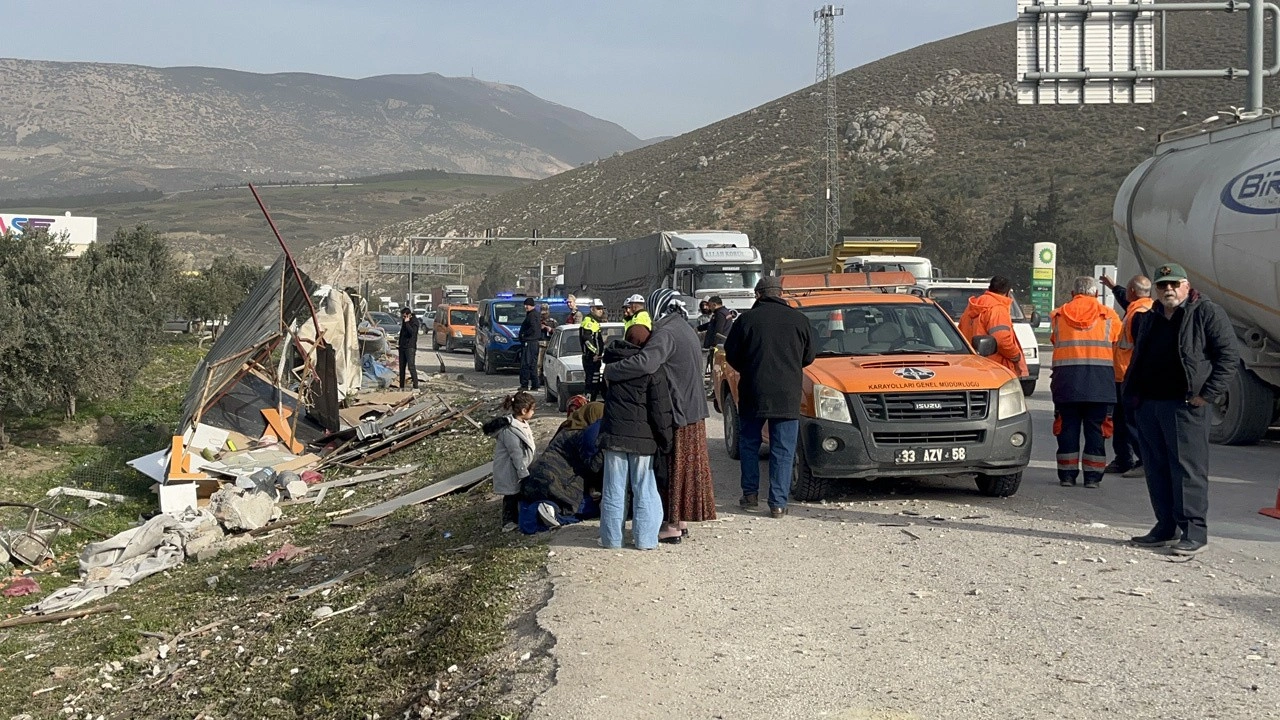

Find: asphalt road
<box><xmin>426</xmin><ymin>345</ymin><xmax>1280</xmax><ymax>549</ymax></box>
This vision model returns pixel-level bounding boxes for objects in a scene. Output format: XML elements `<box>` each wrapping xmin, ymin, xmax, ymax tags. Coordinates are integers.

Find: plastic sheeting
<box><xmin>23</xmin><ymin>512</ymin><xmax>213</xmax><ymax>615</ymax></box>
<box><xmin>297</xmin><ymin>286</ymin><xmax>361</xmax><ymax>404</ymax></box>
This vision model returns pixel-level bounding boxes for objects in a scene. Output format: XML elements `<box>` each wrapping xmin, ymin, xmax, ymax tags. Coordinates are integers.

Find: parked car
<box><xmin>541</xmin><ymin>322</ymin><xmax>624</xmax><ymax>410</ymax></box>
<box><xmin>367</xmin><ymin>311</ymin><xmax>401</xmax><ymax>343</ymax></box>
<box><xmin>474</xmin><ymin>295</ymin><xmax>577</xmax><ymax>375</ymax></box>
<box><xmin>432</xmin><ymin>304</ymin><xmax>478</xmax><ymax>352</ymax></box>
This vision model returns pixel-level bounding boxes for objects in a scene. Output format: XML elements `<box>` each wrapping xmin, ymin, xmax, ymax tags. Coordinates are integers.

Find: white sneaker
<box><xmin>537</xmin><ymin>502</ymin><xmax>561</xmax><ymax>528</ymax></box>
<box><xmin>502</xmin><ymin>522</ymin><xmax>517</xmax><ymax>532</ymax></box>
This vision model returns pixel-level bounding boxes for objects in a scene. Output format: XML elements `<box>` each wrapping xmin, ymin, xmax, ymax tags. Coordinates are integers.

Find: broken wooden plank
<box><xmin>438</xmin><ymin>395</ymin><xmax>483</xmax><ymax>431</ymax></box>
<box><xmin>262</xmin><ymin>408</ymin><xmax>304</xmax><ymax>454</ymax></box>
<box><xmin>0</xmin><ymin>604</ymin><xmax>120</xmax><ymax>628</ymax></box>
<box><xmin>331</xmin><ymin>462</ymin><xmax>493</xmax><ymax>528</ymax></box>
<box><xmin>272</xmin><ymin>453</ymin><xmax>321</xmax><ymax>474</ymax></box>
<box><xmin>312</xmin><ymin>464</ymin><xmax>418</xmax><ymax>491</ymax></box>
<box><xmin>286</xmin><ymin>566</ymin><xmax>369</xmax><ymax>601</ymax></box>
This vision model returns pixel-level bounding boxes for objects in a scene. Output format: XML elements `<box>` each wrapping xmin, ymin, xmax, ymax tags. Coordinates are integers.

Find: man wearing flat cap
<box><xmin>723</xmin><ymin>275</ymin><xmax>814</xmax><ymax>518</ymax></box>
<box><xmin>1123</xmin><ymin>263</ymin><xmax>1238</xmax><ymax>556</ymax></box>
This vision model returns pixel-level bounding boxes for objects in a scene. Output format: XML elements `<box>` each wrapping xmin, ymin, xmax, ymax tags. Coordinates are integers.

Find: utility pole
<box><xmin>804</xmin><ymin>5</ymin><xmax>844</xmax><ymax>256</ymax></box>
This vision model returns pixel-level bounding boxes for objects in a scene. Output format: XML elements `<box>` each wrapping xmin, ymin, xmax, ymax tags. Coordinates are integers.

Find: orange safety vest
<box><xmin>1114</xmin><ymin>296</ymin><xmax>1155</xmax><ymax>382</ymax></box>
<box><xmin>1050</xmin><ymin>296</ymin><xmax>1122</xmax><ymax>404</ymax></box>
<box><xmin>959</xmin><ymin>291</ymin><xmax>1028</xmax><ymax>378</ymax></box>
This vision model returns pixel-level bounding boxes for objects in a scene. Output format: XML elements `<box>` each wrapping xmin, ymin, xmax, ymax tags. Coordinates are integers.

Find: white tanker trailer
<box><xmin>1114</xmin><ymin>113</ymin><xmax>1280</xmax><ymax>445</ymax></box>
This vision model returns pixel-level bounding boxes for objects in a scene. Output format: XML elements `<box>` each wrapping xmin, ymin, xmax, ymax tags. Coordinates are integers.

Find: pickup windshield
<box><xmin>927</xmin><ymin>288</ymin><xmax>1026</xmax><ymax>322</ymax></box>
<box><xmin>803</xmin><ymin>303</ymin><xmax>971</xmax><ymax>356</ymax></box>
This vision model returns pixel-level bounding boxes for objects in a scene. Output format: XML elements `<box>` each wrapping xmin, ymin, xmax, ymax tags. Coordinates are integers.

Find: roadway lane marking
<box><xmin>1026</xmin><ymin>459</ymin><xmax>1253</xmax><ymax>484</ymax></box>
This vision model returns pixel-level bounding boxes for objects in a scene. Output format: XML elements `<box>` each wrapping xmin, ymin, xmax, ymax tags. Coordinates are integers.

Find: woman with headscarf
<box><xmin>602</xmin><ymin>287</ymin><xmax>716</xmax><ymax>543</ymax></box>
<box><xmin>518</xmin><ymin>400</ymin><xmax>607</xmax><ymax>531</ymax></box>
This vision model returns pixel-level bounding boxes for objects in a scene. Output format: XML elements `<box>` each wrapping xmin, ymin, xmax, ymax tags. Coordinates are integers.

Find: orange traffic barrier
<box><xmin>1261</xmin><ymin>483</ymin><xmax>1280</xmax><ymax>520</ymax></box>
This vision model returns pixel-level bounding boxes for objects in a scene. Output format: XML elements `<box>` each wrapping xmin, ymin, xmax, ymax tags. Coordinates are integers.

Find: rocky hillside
<box><xmin>302</xmin><ymin>11</ymin><xmax>1269</xmax><ymax>284</ymax></box>
<box><xmin>0</xmin><ymin>60</ymin><xmax>644</xmax><ymax>197</ymax></box>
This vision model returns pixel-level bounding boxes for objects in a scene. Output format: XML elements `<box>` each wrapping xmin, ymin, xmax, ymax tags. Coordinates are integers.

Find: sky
<box><xmin>6</xmin><ymin>1</ymin><xmax>1010</xmax><ymax>140</ymax></box>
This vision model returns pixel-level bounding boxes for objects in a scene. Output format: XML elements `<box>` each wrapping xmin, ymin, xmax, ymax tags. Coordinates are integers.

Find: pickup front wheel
<box><xmin>975</xmin><ymin>471</ymin><xmax>1022</xmax><ymax>498</ymax></box>
<box><xmin>790</xmin><ymin>441</ymin><xmax>830</xmax><ymax>502</ymax></box>
<box><xmin>723</xmin><ymin>394</ymin><xmax>740</xmax><ymax>460</ymax></box>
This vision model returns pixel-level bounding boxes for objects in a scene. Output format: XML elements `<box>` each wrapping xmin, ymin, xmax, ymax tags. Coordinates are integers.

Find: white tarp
<box><xmin>23</xmin><ymin>511</ymin><xmax>213</xmax><ymax>615</ymax></box>
<box><xmin>297</xmin><ymin>286</ymin><xmax>361</xmax><ymax>402</ymax></box>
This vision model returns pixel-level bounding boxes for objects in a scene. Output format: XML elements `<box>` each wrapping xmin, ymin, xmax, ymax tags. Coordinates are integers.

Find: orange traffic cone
<box><xmin>1261</xmin><ymin>482</ymin><xmax>1280</xmax><ymax>519</ymax></box>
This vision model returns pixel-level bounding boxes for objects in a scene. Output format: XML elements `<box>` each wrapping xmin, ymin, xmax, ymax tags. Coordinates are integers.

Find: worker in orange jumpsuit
<box><xmin>1050</xmin><ymin>276</ymin><xmax>1123</xmax><ymax>488</ymax></box>
<box><xmin>1106</xmin><ymin>275</ymin><xmax>1155</xmax><ymax>478</ymax></box>
<box><xmin>959</xmin><ymin>275</ymin><xmax>1029</xmax><ymax>379</ymax></box>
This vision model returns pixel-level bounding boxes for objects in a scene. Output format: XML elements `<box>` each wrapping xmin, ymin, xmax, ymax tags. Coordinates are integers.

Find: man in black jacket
<box><xmin>723</xmin><ymin>276</ymin><xmax>815</xmax><ymax>518</ymax></box>
<box><xmin>518</xmin><ymin>297</ymin><xmax>541</xmax><ymax>392</ymax></box>
<box><xmin>398</xmin><ymin>308</ymin><xmax>420</xmax><ymax>390</ymax></box>
<box><xmin>1124</xmin><ymin>263</ymin><xmax>1239</xmax><ymax>556</ymax></box>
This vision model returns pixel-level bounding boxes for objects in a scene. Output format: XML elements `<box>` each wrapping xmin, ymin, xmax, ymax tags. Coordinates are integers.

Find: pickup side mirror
<box><xmin>1029</xmin><ymin>310</ymin><xmax>1042</xmax><ymax>328</ymax></box>
<box><xmin>973</xmin><ymin>335</ymin><xmax>998</xmax><ymax>357</ymax></box>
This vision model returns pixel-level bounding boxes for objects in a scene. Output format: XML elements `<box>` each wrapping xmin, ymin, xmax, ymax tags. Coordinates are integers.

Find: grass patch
<box><xmin>0</xmin><ymin>356</ymin><xmax>550</xmax><ymax>719</ymax></box>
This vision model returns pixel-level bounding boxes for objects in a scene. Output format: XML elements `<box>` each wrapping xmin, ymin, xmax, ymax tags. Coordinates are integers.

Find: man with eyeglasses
<box><xmin>1123</xmin><ymin>263</ymin><xmax>1238</xmax><ymax>556</ymax></box>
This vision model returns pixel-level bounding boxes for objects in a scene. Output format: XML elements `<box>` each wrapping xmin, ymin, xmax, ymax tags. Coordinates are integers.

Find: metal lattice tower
<box><xmin>804</xmin><ymin>5</ymin><xmax>843</xmax><ymax>256</ymax></box>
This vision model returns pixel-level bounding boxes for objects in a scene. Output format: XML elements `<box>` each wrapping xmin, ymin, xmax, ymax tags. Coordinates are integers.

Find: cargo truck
<box><xmin>562</xmin><ymin>230</ymin><xmax>764</xmax><ymax>313</ymax></box>
<box><xmin>1114</xmin><ymin>113</ymin><xmax>1280</xmax><ymax>445</ymax></box>
<box><xmin>777</xmin><ymin>238</ymin><xmax>939</xmax><ymax>283</ymax></box>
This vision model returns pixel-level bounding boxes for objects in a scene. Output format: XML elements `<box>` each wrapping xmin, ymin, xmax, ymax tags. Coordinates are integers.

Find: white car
<box><xmin>920</xmin><ymin>281</ymin><xmax>1043</xmax><ymax>396</ymax></box>
<box><xmin>542</xmin><ymin>322</ymin><xmax>624</xmax><ymax>411</ymax></box>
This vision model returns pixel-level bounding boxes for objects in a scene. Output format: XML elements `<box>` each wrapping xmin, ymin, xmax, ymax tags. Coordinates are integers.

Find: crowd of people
<box><xmin>467</xmin><ymin>266</ymin><xmax>1239</xmax><ymax>556</ymax></box>
<box><xmin>487</xmin><ymin>287</ymin><xmax>721</xmax><ymax>548</ymax></box>
<box><xmin>959</xmin><ymin>267</ymin><xmax>1238</xmax><ymax>556</ymax></box>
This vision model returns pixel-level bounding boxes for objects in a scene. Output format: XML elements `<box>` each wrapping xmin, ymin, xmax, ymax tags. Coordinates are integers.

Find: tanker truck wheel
<box><xmin>1209</xmin><ymin>364</ymin><xmax>1275</xmax><ymax>445</ymax></box>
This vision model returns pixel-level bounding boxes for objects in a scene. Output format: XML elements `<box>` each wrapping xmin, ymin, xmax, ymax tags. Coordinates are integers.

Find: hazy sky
<box><xmin>7</xmin><ymin>1</ymin><xmax>1009</xmax><ymax>139</ymax></box>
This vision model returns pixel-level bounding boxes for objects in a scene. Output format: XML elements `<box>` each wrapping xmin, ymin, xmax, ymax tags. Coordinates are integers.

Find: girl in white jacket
<box><xmin>483</xmin><ymin>392</ymin><xmax>537</xmax><ymax>531</ymax></box>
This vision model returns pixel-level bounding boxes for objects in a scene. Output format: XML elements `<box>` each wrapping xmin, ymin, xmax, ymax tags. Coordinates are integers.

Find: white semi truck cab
<box><xmin>669</xmin><ymin>231</ymin><xmax>763</xmax><ymax>312</ymax></box>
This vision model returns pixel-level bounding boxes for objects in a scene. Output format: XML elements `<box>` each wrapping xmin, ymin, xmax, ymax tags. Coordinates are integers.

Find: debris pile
<box><xmin>4</xmin><ymin>226</ymin><xmax>492</xmax><ymax>618</ymax></box>
<box><xmin>127</xmin><ymin>249</ymin><xmax>482</xmax><ymax>517</ymax></box>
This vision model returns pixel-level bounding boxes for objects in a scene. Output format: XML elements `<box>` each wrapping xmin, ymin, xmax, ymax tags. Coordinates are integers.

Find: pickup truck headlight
<box><xmin>814</xmin><ymin>384</ymin><xmax>852</xmax><ymax>424</ymax></box>
<box><xmin>568</xmin><ymin>370</ymin><xmax>585</xmax><ymax>382</ymax></box>
<box><xmin>997</xmin><ymin>378</ymin><xmax>1027</xmax><ymax>420</ymax></box>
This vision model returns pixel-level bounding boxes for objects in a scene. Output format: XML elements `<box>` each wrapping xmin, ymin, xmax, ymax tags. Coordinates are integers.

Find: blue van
<box><xmin>473</xmin><ymin>295</ymin><xmax>576</xmax><ymax>375</ymax></box>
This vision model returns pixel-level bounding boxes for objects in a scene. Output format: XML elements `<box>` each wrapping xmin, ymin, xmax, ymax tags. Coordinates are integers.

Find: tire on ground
<box><xmin>1209</xmin><ymin>363</ymin><xmax>1274</xmax><ymax>445</ymax></box>
<box><xmin>975</xmin><ymin>471</ymin><xmax>1022</xmax><ymax>497</ymax></box>
<box><xmin>790</xmin><ymin>441</ymin><xmax>830</xmax><ymax>501</ymax></box>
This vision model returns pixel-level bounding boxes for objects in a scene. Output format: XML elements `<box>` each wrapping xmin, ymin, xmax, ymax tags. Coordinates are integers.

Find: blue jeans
<box><xmin>600</xmin><ymin>450</ymin><xmax>662</xmax><ymax>549</ymax></box>
<box><xmin>738</xmin><ymin>415</ymin><xmax>799</xmax><ymax>509</ymax></box>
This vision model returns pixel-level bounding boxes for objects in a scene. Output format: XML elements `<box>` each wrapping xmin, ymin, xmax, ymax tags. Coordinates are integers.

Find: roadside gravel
<box><xmin>531</xmin><ymin>419</ymin><xmax>1279</xmax><ymax>720</ymax></box>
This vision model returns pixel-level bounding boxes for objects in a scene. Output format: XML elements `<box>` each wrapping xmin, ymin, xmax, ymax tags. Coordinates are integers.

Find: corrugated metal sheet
<box><xmin>177</xmin><ymin>254</ymin><xmax>316</xmax><ymax>434</ymax></box>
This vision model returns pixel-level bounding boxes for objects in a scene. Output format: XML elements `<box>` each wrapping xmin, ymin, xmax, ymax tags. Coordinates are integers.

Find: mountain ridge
<box><xmin>299</xmin><ymin>13</ymin><xmax>1268</xmax><ymax>285</ymax></box>
<box><xmin>0</xmin><ymin>58</ymin><xmax>644</xmax><ymax>197</ymax></box>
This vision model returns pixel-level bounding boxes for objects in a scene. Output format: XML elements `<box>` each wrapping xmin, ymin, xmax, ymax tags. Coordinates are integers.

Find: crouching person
<box><xmin>597</xmin><ymin>325</ymin><xmax>674</xmax><ymax>550</ymax></box>
<box><xmin>484</xmin><ymin>391</ymin><xmax>537</xmax><ymax>532</ymax></box>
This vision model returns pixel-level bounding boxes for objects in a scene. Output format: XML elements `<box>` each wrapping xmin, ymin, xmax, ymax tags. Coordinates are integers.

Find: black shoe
<box><xmin>1171</xmin><ymin>538</ymin><xmax>1207</xmax><ymax>556</ymax></box>
<box><xmin>1130</xmin><ymin>531</ymin><xmax>1178</xmax><ymax>547</ymax></box>
<box><xmin>1083</xmin><ymin>479</ymin><xmax>1101</xmax><ymax>489</ymax></box>
<box><xmin>770</xmin><ymin>506</ymin><xmax>787</xmax><ymax>519</ymax></box>
<box><xmin>1103</xmin><ymin>461</ymin><xmax>1131</xmax><ymax>475</ymax></box>
<box><xmin>1060</xmin><ymin>479</ymin><xmax>1076</xmax><ymax>487</ymax></box>
<box><xmin>738</xmin><ymin>493</ymin><xmax>759</xmax><ymax>509</ymax></box>
<box><xmin>658</xmin><ymin>535</ymin><xmax>681</xmax><ymax>545</ymax></box>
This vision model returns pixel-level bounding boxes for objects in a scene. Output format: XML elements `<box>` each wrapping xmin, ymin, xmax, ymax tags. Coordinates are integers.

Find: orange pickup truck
<box><xmin>711</xmin><ymin>273</ymin><xmax>1032</xmax><ymax>500</ymax></box>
